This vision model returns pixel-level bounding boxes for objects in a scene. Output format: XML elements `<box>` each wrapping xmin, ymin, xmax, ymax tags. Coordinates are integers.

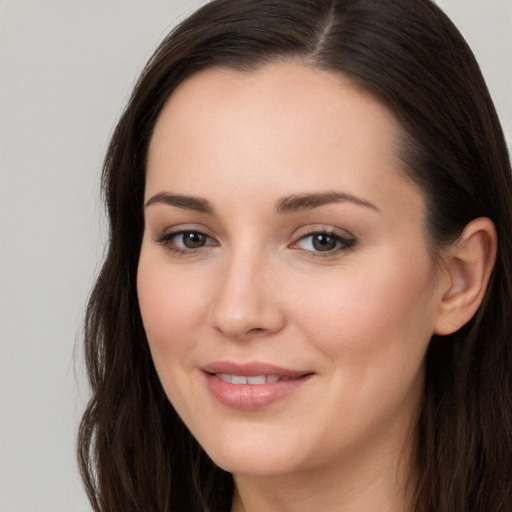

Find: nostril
<box><xmin>247</xmin><ymin>327</ymin><xmax>265</xmax><ymax>335</ymax></box>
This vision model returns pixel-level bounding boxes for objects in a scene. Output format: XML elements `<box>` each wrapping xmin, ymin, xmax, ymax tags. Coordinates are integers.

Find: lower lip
<box><xmin>204</xmin><ymin>372</ymin><xmax>313</xmax><ymax>410</ymax></box>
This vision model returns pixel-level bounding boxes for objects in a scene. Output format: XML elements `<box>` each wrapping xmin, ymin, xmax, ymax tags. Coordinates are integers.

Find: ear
<box><xmin>434</xmin><ymin>217</ymin><xmax>497</xmax><ymax>336</ymax></box>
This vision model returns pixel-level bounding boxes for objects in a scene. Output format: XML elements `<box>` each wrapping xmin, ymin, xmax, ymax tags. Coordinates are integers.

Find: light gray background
<box><xmin>0</xmin><ymin>1</ymin><xmax>510</xmax><ymax>511</ymax></box>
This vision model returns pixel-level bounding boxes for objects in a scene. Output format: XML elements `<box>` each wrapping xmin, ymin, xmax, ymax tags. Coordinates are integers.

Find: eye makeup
<box><xmin>155</xmin><ymin>228</ymin><xmax>218</xmax><ymax>256</ymax></box>
<box><xmin>154</xmin><ymin>225</ymin><xmax>357</xmax><ymax>259</ymax></box>
<box><xmin>291</xmin><ymin>230</ymin><xmax>356</xmax><ymax>256</ymax></box>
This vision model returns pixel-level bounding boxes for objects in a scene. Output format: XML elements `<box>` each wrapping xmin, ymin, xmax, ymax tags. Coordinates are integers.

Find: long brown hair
<box><xmin>78</xmin><ymin>1</ymin><xmax>512</xmax><ymax>510</ymax></box>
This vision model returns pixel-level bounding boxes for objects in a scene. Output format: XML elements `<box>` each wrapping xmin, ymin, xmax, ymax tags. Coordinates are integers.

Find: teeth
<box><xmin>247</xmin><ymin>375</ymin><xmax>266</xmax><ymax>384</ymax></box>
<box><xmin>215</xmin><ymin>374</ymin><xmax>283</xmax><ymax>384</ymax></box>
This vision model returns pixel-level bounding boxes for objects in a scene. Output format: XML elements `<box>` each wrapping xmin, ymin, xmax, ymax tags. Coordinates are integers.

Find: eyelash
<box><xmin>156</xmin><ymin>229</ymin><xmax>356</xmax><ymax>258</ymax></box>
<box><xmin>156</xmin><ymin>230</ymin><xmax>217</xmax><ymax>256</ymax></box>
<box><xmin>292</xmin><ymin>230</ymin><xmax>356</xmax><ymax>258</ymax></box>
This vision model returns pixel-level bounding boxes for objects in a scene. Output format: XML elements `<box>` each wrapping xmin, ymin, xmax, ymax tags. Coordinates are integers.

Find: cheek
<box><xmin>137</xmin><ymin>253</ymin><xmax>211</xmax><ymax>367</ymax></box>
<box><xmin>290</xmin><ymin>253</ymin><xmax>438</xmax><ymax>364</ymax></box>
<box><xmin>136</xmin><ymin>254</ymin><xmax>217</xmax><ymax>421</ymax></box>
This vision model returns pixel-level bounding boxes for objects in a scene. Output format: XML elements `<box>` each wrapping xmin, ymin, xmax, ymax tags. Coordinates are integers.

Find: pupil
<box><xmin>312</xmin><ymin>234</ymin><xmax>337</xmax><ymax>251</ymax></box>
<box><xmin>183</xmin><ymin>232</ymin><xmax>205</xmax><ymax>248</ymax></box>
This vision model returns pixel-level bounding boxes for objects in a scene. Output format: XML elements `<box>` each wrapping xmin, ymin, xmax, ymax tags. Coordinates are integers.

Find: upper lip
<box><xmin>201</xmin><ymin>361</ymin><xmax>312</xmax><ymax>378</ymax></box>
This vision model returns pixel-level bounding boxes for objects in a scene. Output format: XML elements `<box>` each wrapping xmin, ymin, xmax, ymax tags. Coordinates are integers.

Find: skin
<box><xmin>137</xmin><ymin>61</ymin><xmax>463</xmax><ymax>511</ymax></box>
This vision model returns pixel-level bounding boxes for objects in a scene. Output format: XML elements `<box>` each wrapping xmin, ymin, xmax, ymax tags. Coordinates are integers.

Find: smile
<box><xmin>201</xmin><ymin>362</ymin><xmax>314</xmax><ymax>410</ymax></box>
<box><xmin>214</xmin><ymin>374</ymin><xmax>296</xmax><ymax>384</ymax></box>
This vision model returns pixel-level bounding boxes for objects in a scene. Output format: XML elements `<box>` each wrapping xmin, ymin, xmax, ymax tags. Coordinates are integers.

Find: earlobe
<box><xmin>434</xmin><ymin>217</ymin><xmax>497</xmax><ymax>336</ymax></box>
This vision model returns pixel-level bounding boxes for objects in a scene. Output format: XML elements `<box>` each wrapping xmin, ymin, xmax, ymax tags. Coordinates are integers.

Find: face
<box><xmin>137</xmin><ymin>62</ymin><xmax>446</xmax><ymax>479</ymax></box>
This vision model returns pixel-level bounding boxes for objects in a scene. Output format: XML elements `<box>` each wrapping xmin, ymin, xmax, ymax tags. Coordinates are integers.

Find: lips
<box><xmin>201</xmin><ymin>361</ymin><xmax>313</xmax><ymax>410</ymax></box>
<box><xmin>215</xmin><ymin>374</ymin><xmax>293</xmax><ymax>384</ymax></box>
<box><xmin>202</xmin><ymin>361</ymin><xmax>310</xmax><ymax>378</ymax></box>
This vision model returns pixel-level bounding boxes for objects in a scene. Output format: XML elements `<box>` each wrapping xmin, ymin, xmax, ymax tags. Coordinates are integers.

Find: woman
<box><xmin>78</xmin><ymin>0</ymin><xmax>512</xmax><ymax>510</ymax></box>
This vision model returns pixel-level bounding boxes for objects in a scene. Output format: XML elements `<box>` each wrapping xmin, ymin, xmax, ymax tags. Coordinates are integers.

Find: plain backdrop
<box><xmin>0</xmin><ymin>1</ymin><xmax>510</xmax><ymax>511</ymax></box>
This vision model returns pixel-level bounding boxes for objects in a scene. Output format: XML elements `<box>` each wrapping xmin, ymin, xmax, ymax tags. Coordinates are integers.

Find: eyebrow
<box><xmin>145</xmin><ymin>192</ymin><xmax>214</xmax><ymax>214</ymax></box>
<box><xmin>145</xmin><ymin>190</ymin><xmax>378</xmax><ymax>215</ymax></box>
<box><xmin>274</xmin><ymin>192</ymin><xmax>379</xmax><ymax>214</ymax></box>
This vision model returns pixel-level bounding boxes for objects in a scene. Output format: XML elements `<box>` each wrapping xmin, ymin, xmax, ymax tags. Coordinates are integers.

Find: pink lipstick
<box><xmin>201</xmin><ymin>361</ymin><xmax>314</xmax><ymax>410</ymax></box>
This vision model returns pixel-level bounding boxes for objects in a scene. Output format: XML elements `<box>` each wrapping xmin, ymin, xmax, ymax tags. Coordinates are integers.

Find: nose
<box><xmin>208</xmin><ymin>250</ymin><xmax>286</xmax><ymax>340</ymax></box>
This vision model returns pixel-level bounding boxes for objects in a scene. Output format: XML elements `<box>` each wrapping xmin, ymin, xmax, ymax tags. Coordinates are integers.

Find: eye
<box><xmin>175</xmin><ymin>231</ymin><xmax>209</xmax><ymax>249</ymax></box>
<box><xmin>156</xmin><ymin>229</ymin><xmax>217</xmax><ymax>254</ymax></box>
<box><xmin>293</xmin><ymin>231</ymin><xmax>356</xmax><ymax>254</ymax></box>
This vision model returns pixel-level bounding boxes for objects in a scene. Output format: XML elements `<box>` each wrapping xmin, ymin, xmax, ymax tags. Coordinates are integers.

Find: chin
<box><xmin>202</xmin><ymin>437</ymin><xmax>304</xmax><ymax>477</ymax></box>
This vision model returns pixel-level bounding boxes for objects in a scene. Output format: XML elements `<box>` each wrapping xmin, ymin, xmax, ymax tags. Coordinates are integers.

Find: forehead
<box><xmin>148</xmin><ymin>62</ymin><xmax>402</xmax><ymax>167</ymax></box>
<box><xmin>146</xmin><ymin>61</ymin><xmax>421</xmax><ymax>222</ymax></box>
